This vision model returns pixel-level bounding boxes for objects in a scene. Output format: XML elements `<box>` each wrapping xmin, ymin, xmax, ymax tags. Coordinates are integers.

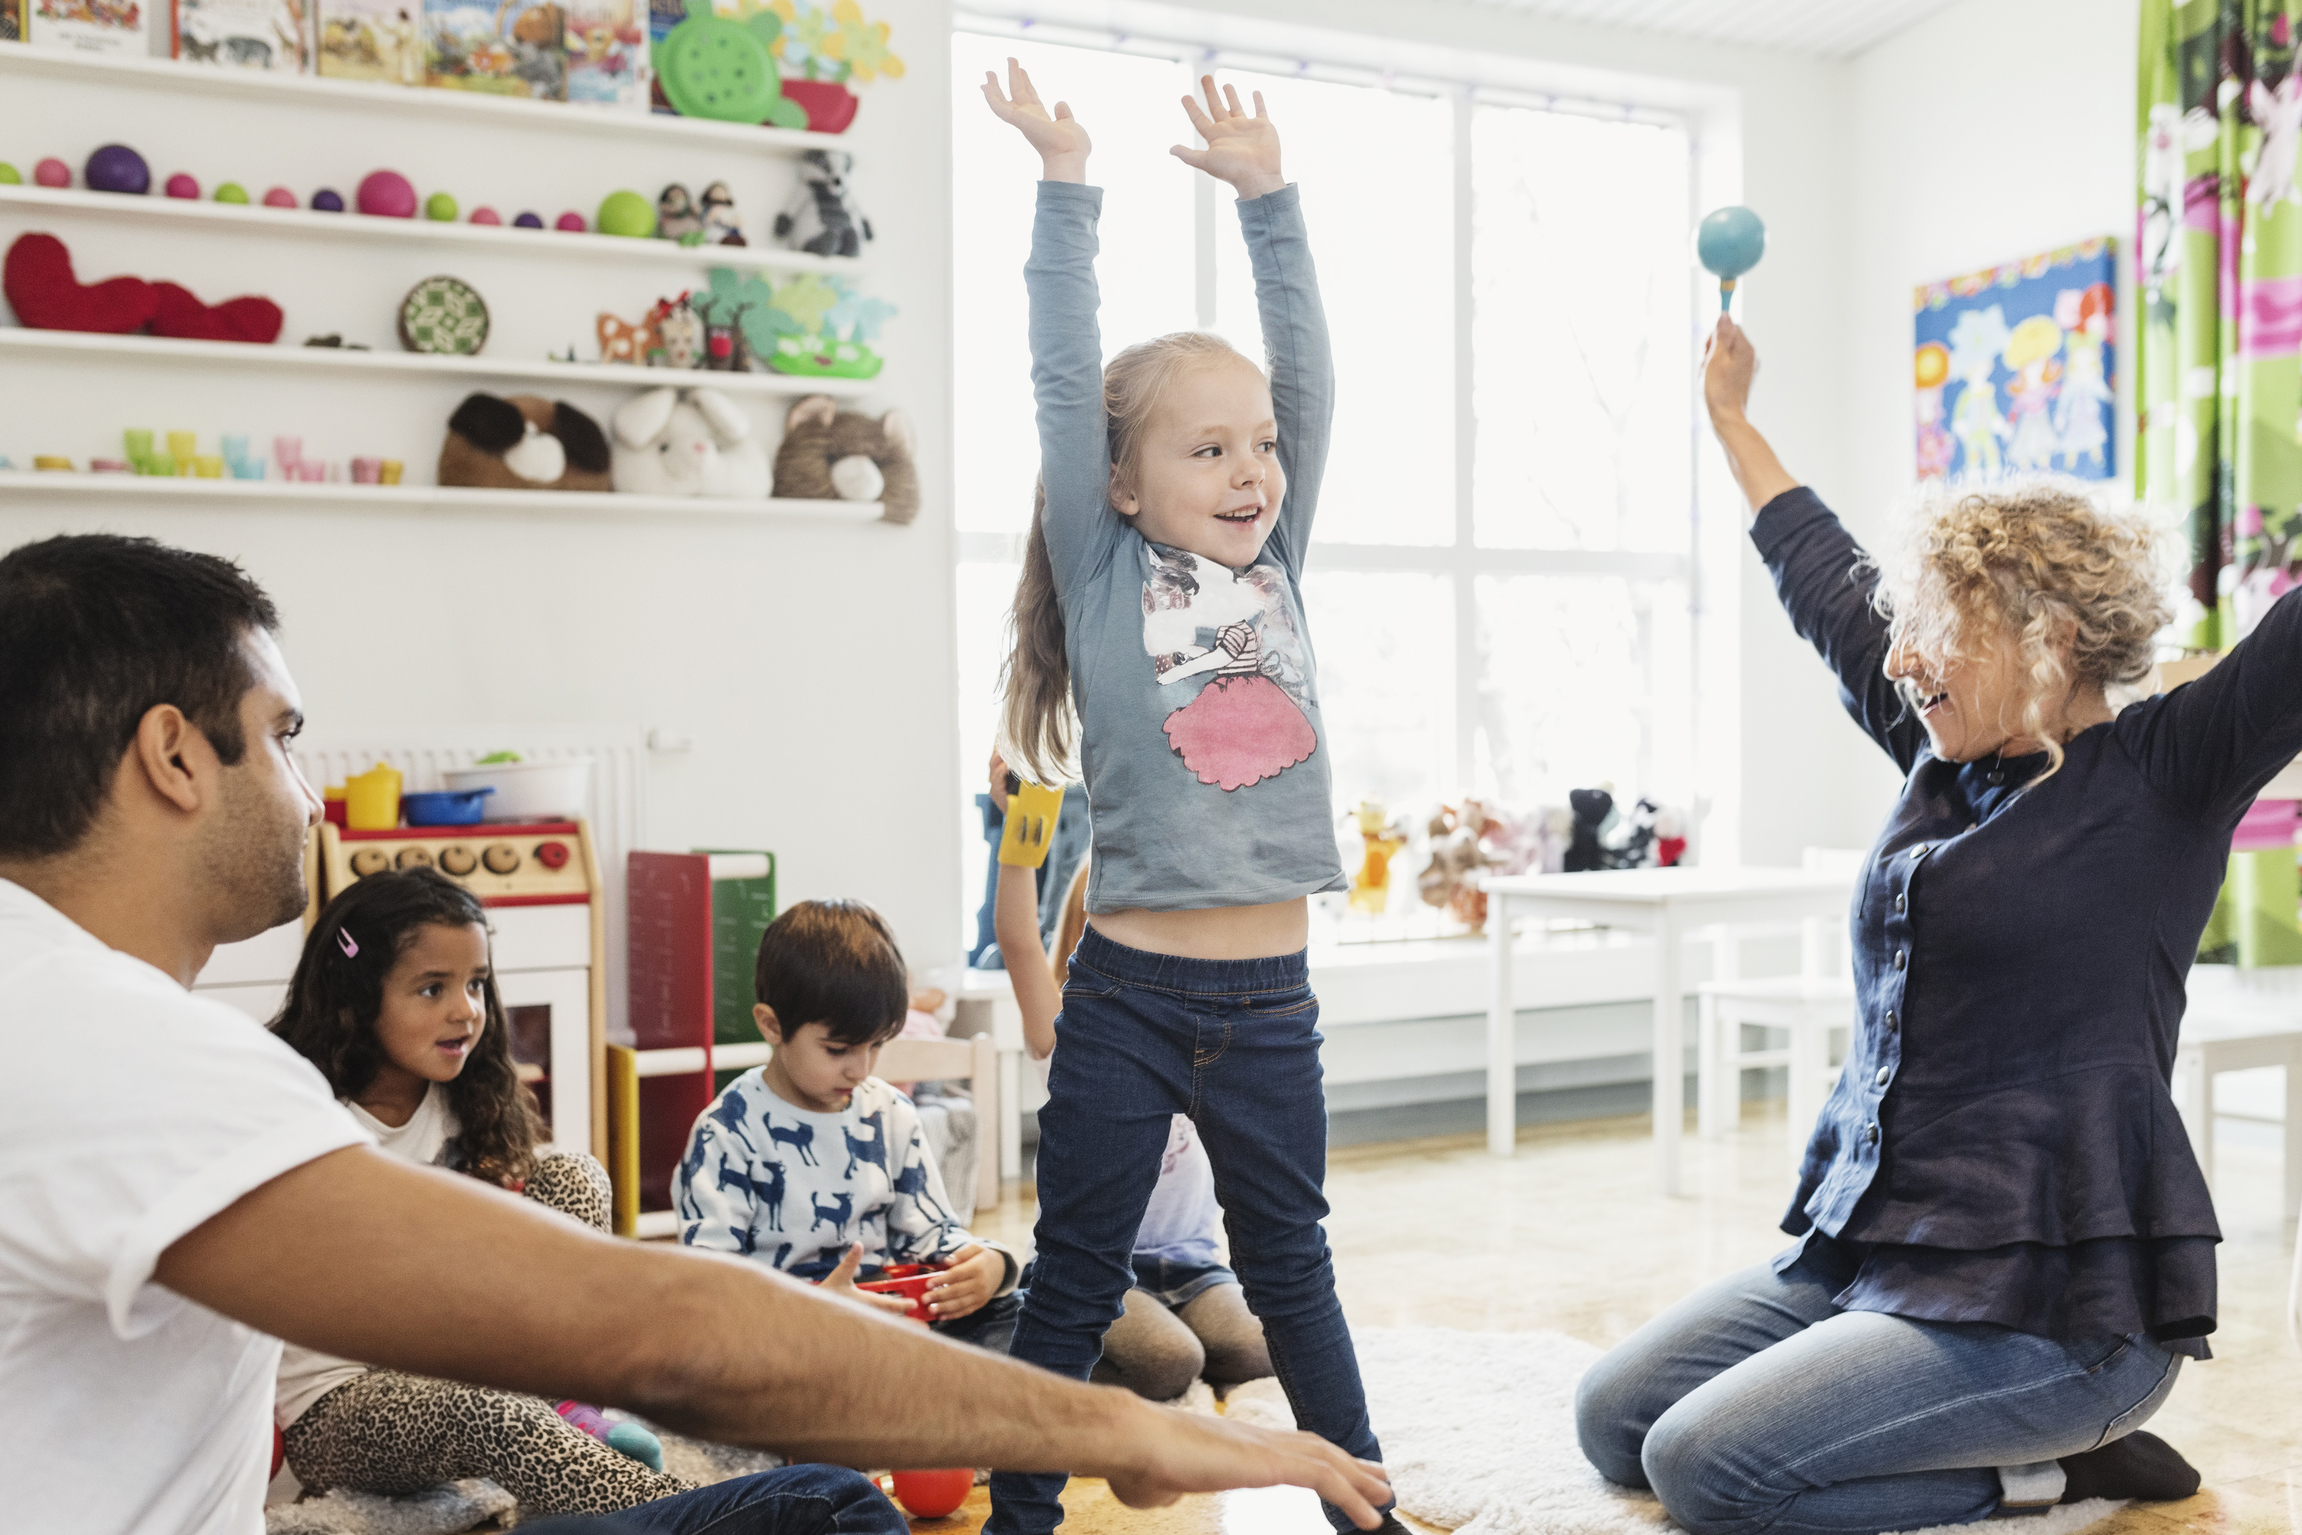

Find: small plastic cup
<box><xmin>351</xmin><ymin>456</ymin><xmax>382</xmax><ymax>484</ymax></box>
<box><xmin>32</xmin><ymin>456</ymin><xmax>74</xmax><ymax>471</ymax></box>
<box><xmin>297</xmin><ymin>460</ymin><xmax>328</xmax><ymax>482</ymax></box>
<box><xmin>220</xmin><ymin>433</ymin><xmax>249</xmax><ymax>465</ymax></box>
<box><xmin>274</xmin><ymin>436</ymin><xmax>302</xmax><ymax>473</ymax></box>
<box><xmin>123</xmin><ymin>428</ymin><xmax>154</xmax><ymax>463</ymax></box>
<box><xmin>166</xmin><ymin>430</ymin><xmax>198</xmax><ymax>463</ymax></box>
<box><xmin>232</xmin><ymin>456</ymin><xmax>266</xmax><ymax>480</ymax></box>
<box><xmin>143</xmin><ymin>452</ymin><xmax>176</xmax><ymax>477</ymax></box>
<box><xmin>193</xmin><ymin>455</ymin><xmax>224</xmax><ymax>478</ymax></box>
<box><xmin>90</xmin><ymin>458</ymin><xmax>130</xmax><ymax>473</ymax></box>
<box><xmin>379</xmin><ymin>460</ymin><xmax>404</xmax><ymax>485</ymax></box>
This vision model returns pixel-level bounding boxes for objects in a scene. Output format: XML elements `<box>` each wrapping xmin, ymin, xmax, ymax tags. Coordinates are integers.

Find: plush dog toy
<box><xmin>771</xmin><ymin>394</ymin><xmax>918</xmax><ymax>523</ymax></box>
<box><xmin>774</xmin><ymin>150</ymin><xmax>872</xmax><ymax>258</ymax></box>
<box><xmin>438</xmin><ymin>393</ymin><xmax>611</xmax><ymax>492</ymax></box>
<box><xmin>610</xmin><ymin>385</ymin><xmax>769</xmax><ymax>498</ymax></box>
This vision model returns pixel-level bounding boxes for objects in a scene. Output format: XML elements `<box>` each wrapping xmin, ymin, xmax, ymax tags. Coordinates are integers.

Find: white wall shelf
<box><xmin>0</xmin><ymin>184</ymin><xmax>870</xmax><ymax>278</ymax></box>
<box><xmin>0</xmin><ymin>45</ymin><xmax>860</xmax><ymax>159</ymax></box>
<box><xmin>0</xmin><ymin>470</ymin><xmax>887</xmax><ymax>523</ymax></box>
<box><xmin>0</xmin><ymin>326</ymin><xmax>878</xmax><ymax>398</ymax></box>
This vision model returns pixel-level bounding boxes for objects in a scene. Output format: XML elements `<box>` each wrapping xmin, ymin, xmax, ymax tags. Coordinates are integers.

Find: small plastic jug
<box><xmin>344</xmin><ymin>763</ymin><xmax>403</xmax><ymax>831</ymax></box>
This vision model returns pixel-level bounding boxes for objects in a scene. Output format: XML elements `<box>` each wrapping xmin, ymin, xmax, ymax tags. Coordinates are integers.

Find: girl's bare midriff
<box><xmin>1089</xmin><ymin>896</ymin><xmax>1308</xmax><ymax>960</ymax></box>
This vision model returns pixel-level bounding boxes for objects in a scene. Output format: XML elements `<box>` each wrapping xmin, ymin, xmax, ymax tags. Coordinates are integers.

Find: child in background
<box><xmin>980</xmin><ymin>64</ymin><xmax>1394</xmax><ymax>1534</ymax></box>
<box><xmin>268</xmin><ymin>870</ymin><xmax>664</xmax><ymax>1508</ymax></box>
<box><xmin>989</xmin><ymin>754</ymin><xmax>1271</xmax><ymax>1402</ymax></box>
<box><xmin>673</xmin><ymin>899</ymin><xmax>1022</xmax><ymax>1350</ymax></box>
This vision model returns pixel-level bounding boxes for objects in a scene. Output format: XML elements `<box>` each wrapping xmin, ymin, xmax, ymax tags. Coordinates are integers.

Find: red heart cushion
<box><xmin>2</xmin><ymin>233</ymin><xmax>157</xmax><ymax>334</ymax></box>
<box><xmin>151</xmin><ymin>282</ymin><xmax>284</xmax><ymax>345</ymax></box>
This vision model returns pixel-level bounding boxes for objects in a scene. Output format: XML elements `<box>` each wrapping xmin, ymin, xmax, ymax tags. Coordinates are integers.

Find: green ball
<box><xmin>0</xmin><ymin>163</ymin><xmax>20</xmax><ymax>186</ymax></box>
<box><xmin>425</xmin><ymin>191</ymin><xmax>459</xmax><ymax>222</ymax></box>
<box><xmin>214</xmin><ymin>182</ymin><xmax>250</xmax><ymax>204</ymax></box>
<box><xmin>597</xmin><ymin>189</ymin><xmax>656</xmax><ymax>239</ymax></box>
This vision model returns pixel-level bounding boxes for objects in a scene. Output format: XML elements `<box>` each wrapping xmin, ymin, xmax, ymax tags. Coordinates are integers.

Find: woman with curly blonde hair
<box><xmin>1576</xmin><ymin>317</ymin><xmax>2302</xmax><ymax>1532</ymax></box>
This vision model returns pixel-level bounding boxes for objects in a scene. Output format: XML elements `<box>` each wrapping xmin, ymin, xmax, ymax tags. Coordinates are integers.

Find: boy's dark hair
<box><xmin>0</xmin><ymin>534</ymin><xmax>281</xmax><ymax>860</ymax></box>
<box><xmin>755</xmin><ymin>898</ymin><xmax>909</xmax><ymax>1047</ymax></box>
<box><xmin>271</xmin><ymin>868</ymin><xmax>544</xmax><ymax>1187</ymax></box>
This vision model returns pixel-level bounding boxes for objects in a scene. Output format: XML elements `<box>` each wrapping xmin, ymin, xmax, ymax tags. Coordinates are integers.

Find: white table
<box><xmin>1483</xmin><ymin>866</ymin><xmax>1858</xmax><ymax>1192</ymax></box>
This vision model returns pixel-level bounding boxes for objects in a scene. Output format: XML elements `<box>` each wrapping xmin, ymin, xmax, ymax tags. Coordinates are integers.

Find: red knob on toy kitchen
<box><xmin>534</xmin><ymin>840</ymin><xmax>570</xmax><ymax>871</ymax></box>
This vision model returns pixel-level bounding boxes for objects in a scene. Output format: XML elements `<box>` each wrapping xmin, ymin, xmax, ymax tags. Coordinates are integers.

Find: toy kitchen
<box><xmin>193</xmin><ymin>754</ymin><xmax>610</xmax><ymax>1158</ymax></box>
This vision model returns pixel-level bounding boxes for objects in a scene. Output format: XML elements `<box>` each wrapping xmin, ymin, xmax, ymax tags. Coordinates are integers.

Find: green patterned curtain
<box><xmin>2138</xmin><ymin>0</ymin><xmax>2302</xmax><ymax>651</ymax></box>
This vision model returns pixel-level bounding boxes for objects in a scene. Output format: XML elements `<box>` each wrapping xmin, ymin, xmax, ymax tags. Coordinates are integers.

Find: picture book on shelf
<box><xmin>1</xmin><ymin>0</ymin><xmax>21</xmax><ymax>44</ymax></box>
<box><xmin>425</xmin><ymin>0</ymin><xmax>565</xmax><ymax>99</ymax></box>
<box><xmin>317</xmin><ymin>0</ymin><xmax>420</xmax><ymax>82</ymax></box>
<box><xmin>175</xmin><ymin>0</ymin><xmax>309</xmax><ymax>69</ymax></box>
<box><xmin>561</xmin><ymin>0</ymin><xmax>645</xmax><ymax>109</ymax></box>
<box><xmin>28</xmin><ymin>0</ymin><xmax>149</xmax><ymax>55</ymax></box>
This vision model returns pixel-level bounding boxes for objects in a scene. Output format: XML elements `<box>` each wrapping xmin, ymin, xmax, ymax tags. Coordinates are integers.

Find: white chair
<box><xmin>2173</xmin><ymin>966</ymin><xmax>2302</xmax><ymax>1220</ymax></box>
<box><xmin>1697</xmin><ymin>975</ymin><xmax>1853</xmax><ymax>1167</ymax></box>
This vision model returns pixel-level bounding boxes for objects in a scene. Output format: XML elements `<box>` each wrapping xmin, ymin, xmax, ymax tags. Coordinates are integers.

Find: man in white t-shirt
<box><xmin>0</xmin><ymin>534</ymin><xmax>1393</xmax><ymax>1535</ymax></box>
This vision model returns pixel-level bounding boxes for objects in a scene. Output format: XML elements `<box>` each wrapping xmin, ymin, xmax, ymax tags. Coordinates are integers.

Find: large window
<box><xmin>951</xmin><ymin>22</ymin><xmax>1696</xmax><ymax>941</ymax></box>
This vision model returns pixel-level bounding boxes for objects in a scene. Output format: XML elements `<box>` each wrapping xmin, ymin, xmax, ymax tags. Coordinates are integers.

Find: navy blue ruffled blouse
<box><xmin>1756</xmin><ymin>488</ymin><xmax>2302</xmax><ymax>1357</ymax></box>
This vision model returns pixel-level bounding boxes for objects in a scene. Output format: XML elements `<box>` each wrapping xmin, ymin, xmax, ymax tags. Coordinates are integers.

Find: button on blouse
<box><xmin>1754</xmin><ymin>487</ymin><xmax>2302</xmax><ymax>1355</ymax></box>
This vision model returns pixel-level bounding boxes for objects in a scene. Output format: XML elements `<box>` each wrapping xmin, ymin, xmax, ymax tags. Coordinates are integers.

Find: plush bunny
<box><xmin>771</xmin><ymin>394</ymin><xmax>919</xmax><ymax>522</ymax></box>
<box><xmin>609</xmin><ymin>386</ymin><xmax>771</xmax><ymax>498</ymax></box>
<box><xmin>439</xmin><ymin>393</ymin><xmax>611</xmax><ymax>491</ymax></box>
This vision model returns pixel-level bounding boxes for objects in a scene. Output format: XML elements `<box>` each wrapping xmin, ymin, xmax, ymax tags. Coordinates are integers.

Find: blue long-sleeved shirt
<box><xmin>1026</xmin><ymin>180</ymin><xmax>1344</xmax><ymax>912</ymax></box>
<box><xmin>1757</xmin><ymin>487</ymin><xmax>2302</xmax><ymax>1352</ymax></box>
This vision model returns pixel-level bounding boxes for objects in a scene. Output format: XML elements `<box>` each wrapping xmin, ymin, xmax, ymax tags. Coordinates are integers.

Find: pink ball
<box><xmin>164</xmin><ymin>172</ymin><xmax>200</xmax><ymax>200</ymax></box>
<box><xmin>34</xmin><ymin>157</ymin><xmax>70</xmax><ymax>188</ymax></box>
<box><xmin>356</xmin><ymin>169</ymin><xmax>418</xmax><ymax>218</ymax></box>
<box><xmin>469</xmin><ymin>206</ymin><xmax>502</xmax><ymax>225</ymax></box>
<box><xmin>554</xmin><ymin>211</ymin><xmax>586</xmax><ymax>232</ymax></box>
<box><xmin>262</xmin><ymin>186</ymin><xmax>297</xmax><ymax>209</ymax></box>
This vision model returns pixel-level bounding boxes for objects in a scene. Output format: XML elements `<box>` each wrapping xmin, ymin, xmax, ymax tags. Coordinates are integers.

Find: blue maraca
<box><xmin>1696</xmin><ymin>206</ymin><xmax>1766</xmax><ymax>312</ymax></box>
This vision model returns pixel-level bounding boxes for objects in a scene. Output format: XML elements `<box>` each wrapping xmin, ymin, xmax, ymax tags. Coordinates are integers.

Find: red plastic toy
<box><xmin>853</xmin><ymin>1263</ymin><xmax>941</xmax><ymax>1321</ymax></box>
<box><xmin>2</xmin><ymin>233</ymin><xmax>156</xmax><ymax>333</ymax></box>
<box><xmin>889</xmin><ymin>1468</ymin><xmax>973</xmax><ymax>1519</ymax></box>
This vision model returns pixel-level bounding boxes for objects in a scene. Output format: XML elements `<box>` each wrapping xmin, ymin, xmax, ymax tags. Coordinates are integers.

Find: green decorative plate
<box><xmin>398</xmin><ymin>275</ymin><xmax>490</xmax><ymax>356</ymax></box>
<box><xmin>652</xmin><ymin>0</ymin><xmax>807</xmax><ymax>128</ymax></box>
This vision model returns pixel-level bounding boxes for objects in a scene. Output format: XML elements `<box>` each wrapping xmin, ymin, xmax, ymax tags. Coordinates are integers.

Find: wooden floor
<box><xmin>922</xmin><ymin>1103</ymin><xmax>2302</xmax><ymax>1534</ymax></box>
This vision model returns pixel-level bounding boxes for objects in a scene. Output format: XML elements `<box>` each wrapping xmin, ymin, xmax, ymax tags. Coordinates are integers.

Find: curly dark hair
<box><xmin>271</xmin><ymin>868</ymin><xmax>543</xmax><ymax>1186</ymax></box>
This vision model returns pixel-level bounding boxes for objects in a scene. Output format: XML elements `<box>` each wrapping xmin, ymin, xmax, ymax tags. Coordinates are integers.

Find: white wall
<box><xmin>0</xmin><ymin>3</ymin><xmax>964</xmax><ymax>967</ymax></box>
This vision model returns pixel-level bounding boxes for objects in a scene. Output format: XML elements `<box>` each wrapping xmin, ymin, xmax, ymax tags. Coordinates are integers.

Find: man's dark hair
<box><xmin>0</xmin><ymin>534</ymin><xmax>280</xmax><ymax>860</ymax></box>
<box><xmin>754</xmin><ymin>898</ymin><xmax>909</xmax><ymax>1047</ymax></box>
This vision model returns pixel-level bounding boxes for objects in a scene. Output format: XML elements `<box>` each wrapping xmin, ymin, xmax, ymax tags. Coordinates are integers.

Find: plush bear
<box><xmin>771</xmin><ymin>394</ymin><xmax>919</xmax><ymax>523</ymax></box>
<box><xmin>1564</xmin><ymin>787</ymin><xmax>1614</xmax><ymax>873</ymax></box>
<box><xmin>438</xmin><ymin>393</ymin><xmax>611</xmax><ymax>492</ymax></box>
<box><xmin>774</xmin><ymin>150</ymin><xmax>872</xmax><ymax>258</ymax></box>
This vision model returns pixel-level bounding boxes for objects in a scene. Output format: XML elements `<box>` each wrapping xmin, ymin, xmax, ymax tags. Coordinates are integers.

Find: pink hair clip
<box><xmin>336</xmin><ymin>928</ymin><xmax>359</xmax><ymax>958</ymax></box>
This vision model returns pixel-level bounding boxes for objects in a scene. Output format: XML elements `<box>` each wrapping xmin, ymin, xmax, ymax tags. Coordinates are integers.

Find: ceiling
<box><xmin>1456</xmin><ymin>0</ymin><xmax>1969</xmax><ymax>59</ymax></box>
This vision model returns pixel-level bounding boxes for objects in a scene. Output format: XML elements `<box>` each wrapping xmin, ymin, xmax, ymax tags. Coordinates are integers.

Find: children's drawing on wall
<box><xmin>1912</xmin><ymin>239</ymin><xmax>2116</xmax><ymax>484</ymax></box>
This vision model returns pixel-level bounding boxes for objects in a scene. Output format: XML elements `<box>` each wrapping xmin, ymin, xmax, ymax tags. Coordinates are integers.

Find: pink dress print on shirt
<box><xmin>1144</xmin><ymin>549</ymin><xmax>1317</xmax><ymax>792</ymax></box>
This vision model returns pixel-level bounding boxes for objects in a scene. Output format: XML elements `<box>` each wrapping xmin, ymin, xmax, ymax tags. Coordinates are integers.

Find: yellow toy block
<box><xmin>999</xmin><ymin>780</ymin><xmax>1065</xmax><ymax>868</ymax></box>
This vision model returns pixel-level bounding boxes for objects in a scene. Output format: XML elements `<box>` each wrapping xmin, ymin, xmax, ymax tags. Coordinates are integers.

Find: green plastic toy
<box><xmin>214</xmin><ymin>182</ymin><xmax>249</xmax><ymax>204</ymax></box>
<box><xmin>597</xmin><ymin>189</ymin><xmax>656</xmax><ymax>238</ymax></box>
<box><xmin>425</xmin><ymin>191</ymin><xmax>459</xmax><ymax>222</ymax></box>
<box><xmin>652</xmin><ymin>0</ymin><xmax>808</xmax><ymax>129</ymax></box>
<box><xmin>0</xmin><ymin>163</ymin><xmax>20</xmax><ymax>186</ymax></box>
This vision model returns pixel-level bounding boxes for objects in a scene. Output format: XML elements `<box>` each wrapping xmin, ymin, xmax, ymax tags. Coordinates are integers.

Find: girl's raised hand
<box><xmin>1173</xmin><ymin>76</ymin><xmax>1285</xmax><ymax>200</ymax></box>
<box><xmin>982</xmin><ymin>59</ymin><xmax>1090</xmax><ymax>183</ymax></box>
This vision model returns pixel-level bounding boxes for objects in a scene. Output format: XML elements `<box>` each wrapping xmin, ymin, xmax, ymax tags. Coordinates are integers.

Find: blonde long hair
<box><xmin>1870</xmin><ymin>479</ymin><xmax>2172</xmax><ymax>782</ymax></box>
<box><xmin>999</xmin><ymin>330</ymin><xmax>1252</xmax><ymax>785</ymax></box>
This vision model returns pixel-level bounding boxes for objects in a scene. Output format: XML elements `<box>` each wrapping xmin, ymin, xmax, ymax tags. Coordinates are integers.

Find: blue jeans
<box><xmin>935</xmin><ymin>1288</ymin><xmax>1024</xmax><ymax>1354</ymax></box>
<box><xmin>1574</xmin><ymin>1252</ymin><xmax>2186</xmax><ymax>1535</ymax></box>
<box><xmin>986</xmin><ymin>928</ymin><xmax>1386</xmax><ymax>1534</ymax></box>
<box><xmin>512</xmin><ymin>1465</ymin><xmax>904</xmax><ymax>1534</ymax></box>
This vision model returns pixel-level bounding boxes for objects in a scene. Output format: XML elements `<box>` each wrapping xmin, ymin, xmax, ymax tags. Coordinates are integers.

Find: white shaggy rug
<box><xmin>1228</xmin><ymin>1328</ymin><xmax>2128</xmax><ymax>1535</ymax></box>
<box><xmin>264</xmin><ymin>1479</ymin><xmax>514</xmax><ymax>1535</ymax></box>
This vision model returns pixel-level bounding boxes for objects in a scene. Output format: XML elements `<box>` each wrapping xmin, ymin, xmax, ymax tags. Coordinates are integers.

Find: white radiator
<box><xmin>296</xmin><ymin>728</ymin><xmax>650</xmax><ymax>1044</ymax></box>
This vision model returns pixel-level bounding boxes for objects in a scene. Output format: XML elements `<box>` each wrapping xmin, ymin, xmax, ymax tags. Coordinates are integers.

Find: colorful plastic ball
<box><xmin>554</xmin><ymin>211</ymin><xmax>587</xmax><ymax>233</ymax></box>
<box><xmin>596</xmin><ymin>189</ymin><xmax>655</xmax><ymax>239</ymax></box>
<box><xmin>1695</xmin><ymin>205</ymin><xmax>1767</xmax><ymax>282</ymax></box>
<box><xmin>214</xmin><ymin>182</ymin><xmax>249</xmax><ymax>204</ymax></box>
<box><xmin>0</xmin><ymin>164</ymin><xmax>19</xmax><ymax>186</ymax></box>
<box><xmin>889</xmin><ymin>1469</ymin><xmax>973</xmax><ymax>1519</ymax></box>
<box><xmin>34</xmin><ymin>158</ymin><xmax>71</xmax><ymax>189</ymax></box>
<box><xmin>262</xmin><ymin>186</ymin><xmax>297</xmax><ymax>208</ymax></box>
<box><xmin>513</xmin><ymin>211</ymin><xmax>543</xmax><ymax>229</ymax></box>
<box><xmin>468</xmin><ymin>206</ymin><xmax>502</xmax><ymax>226</ymax></box>
<box><xmin>424</xmin><ymin>191</ymin><xmax>458</xmax><ymax>222</ymax></box>
<box><xmin>356</xmin><ymin>169</ymin><xmax>418</xmax><ymax>218</ymax></box>
<box><xmin>311</xmin><ymin>188</ymin><xmax>345</xmax><ymax>212</ymax></box>
<box><xmin>81</xmin><ymin>145</ymin><xmax>145</xmax><ymax>194</ymax></box>
<box><xmin>164</xmin><ymin>172</ymin><xmax>200</xmax><ymax>200</ymax></box>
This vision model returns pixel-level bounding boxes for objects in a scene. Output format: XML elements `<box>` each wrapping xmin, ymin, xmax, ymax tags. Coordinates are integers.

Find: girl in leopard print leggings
<box><xmin>270</xmin><ymin>870</ymin><xmax>701</xmax><ymax>1515</ymax></box>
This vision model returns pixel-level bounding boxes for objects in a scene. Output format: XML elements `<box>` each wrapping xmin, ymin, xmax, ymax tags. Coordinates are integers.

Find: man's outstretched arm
<box><xmin>156</xmin><ymin>1145</ymin><xmax>1392</xmax><ymax>1522</ymax></box>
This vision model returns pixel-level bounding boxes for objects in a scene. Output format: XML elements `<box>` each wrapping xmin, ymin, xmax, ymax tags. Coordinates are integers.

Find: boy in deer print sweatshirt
<box><xmin>672</xmin><ymin>900</ymin><xmax>1021</xmax><ymax>1351</ymax></box>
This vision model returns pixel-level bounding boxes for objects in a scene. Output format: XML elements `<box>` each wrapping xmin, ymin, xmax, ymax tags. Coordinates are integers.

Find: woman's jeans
<box><xmin>985</xmin><ymin>927</ymin><xmax>1386</xmax><ymax>1535</ymax></box>
<box><xmin>513</xmin><ymin>1465</ymin><xmax>906</xmax><ymax>1533</ymax></box>
<box><xmin>1574</xmin><ymin>1251</ymin><xmax>2185</xmax><ymax>1535</ymax></box>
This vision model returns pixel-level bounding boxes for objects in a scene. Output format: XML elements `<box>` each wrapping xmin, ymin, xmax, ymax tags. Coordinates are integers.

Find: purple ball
<box><xmin>84</xmin><ymin>144</ymin><xmax>150</xmax><ymax>196</ymax></box>
<box><xmin>311</xmin><ymin>188</ymin><xmax>345</xmax><ymax>213</ymax></box>
<box><xmin>513</xmin><ymin>211</ymin><xmax>544</xmax><ymax>229</ymax></box>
